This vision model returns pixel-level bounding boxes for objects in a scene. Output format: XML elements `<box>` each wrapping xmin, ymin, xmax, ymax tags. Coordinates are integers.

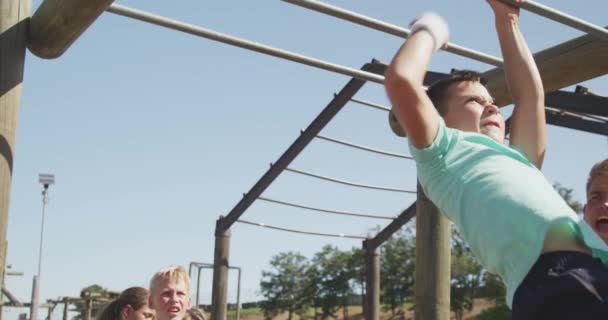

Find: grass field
<box><xmin>204</xmin><ymin>298</ymin><xmax>503</xmax><ymax>320</ymax></box>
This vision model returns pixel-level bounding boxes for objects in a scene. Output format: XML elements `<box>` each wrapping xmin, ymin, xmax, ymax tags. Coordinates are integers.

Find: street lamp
<box><xmin>30</xmin><ymin>174</ymin><xmax>54</xmax><ymax>320</ymax></box>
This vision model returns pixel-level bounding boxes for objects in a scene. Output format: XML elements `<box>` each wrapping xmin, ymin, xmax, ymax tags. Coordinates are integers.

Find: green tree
<box><xmin>260</xmin><ymin>252</ymin><xmax>312</xmax><ymax>320</ymax></box>
<box><xmin>313</xmin><ymin>246</ymin><xmax>357</xmax><ymax>320</ymax></box>
<box><xmin>554</xmin><ymin>182</ymin><xmax>583</xmax><ymax>213</ymax></box>
<box><xmin>72</xmin><ymin>284</ymin><xmax>112</xmax><ymax>320</ymax></box>
<box><xmin>450</xmin><ymin>229</ymin><xmax>483</xmax><ymax>320</ymax></box>
<box><xmin>380</xmin><ymin>228</ymin><xmax>416</xmax><ymax>316</ymax></box>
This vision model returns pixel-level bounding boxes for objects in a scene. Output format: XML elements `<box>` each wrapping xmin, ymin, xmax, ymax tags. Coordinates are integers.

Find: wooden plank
<box><xmin>484</xmin><ymin>29</ymin><xmax>608</xmax><ymax>106</ymax></box>
<box><xmin>28</xmin><ymin>0</ymin><xmax>114</xmax><ymax>59</ymax></box>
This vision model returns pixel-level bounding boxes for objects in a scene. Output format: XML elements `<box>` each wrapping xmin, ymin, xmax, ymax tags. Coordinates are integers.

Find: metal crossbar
<box><xmin>315</xmin><ymin>134</ymin><xmax>413</xmax><ymax>159</ymax></box>
<box><xmin>236</xmin><ymin>218</ymin><xmax>368</xmax><ymax>239</ymax></box>
<box><xmin>500</xmin><ymin>0</ymin><xmax>608</xmax><ymax>40</ymax></box>
<box><xmin>282</xmin><ymin>0</ymin><xmax>503</xmax><ymax>66</ymax></box>
<box><xmin>106</xmin><ymin>3</ymin><xmax>385</xmax><ymax>84</ymax></box>
<box><xmin>285</xmin><ymin>167</ymin><xmax>416</xmax><ymax>194</ymax></box>
<box><xmin>258</xmin><ymin>195</ymin><xmax>396</xmax><ymax>220</ymax></box>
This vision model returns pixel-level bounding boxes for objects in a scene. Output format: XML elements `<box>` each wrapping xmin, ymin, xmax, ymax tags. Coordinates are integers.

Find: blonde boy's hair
<box><xmin>587</xmin><ymin>159</ymin><xmax>608</xmax><ymax>196</ymax></box>
<box><xmin>150</xmin><ymin>265</ymin><xmax>191</xmax><ymax>293</ymax></box>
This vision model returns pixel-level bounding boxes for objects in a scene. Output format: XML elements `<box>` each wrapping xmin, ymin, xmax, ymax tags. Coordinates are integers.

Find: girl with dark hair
<box><xmin>97</xmin><ymin>287</ymin><xmax>154</xmax><ymax>320</ymax></box>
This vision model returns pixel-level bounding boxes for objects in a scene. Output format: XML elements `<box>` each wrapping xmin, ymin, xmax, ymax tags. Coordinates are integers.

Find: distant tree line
<box><xmin>259</xmin><ymin>226</ymin><xmax>507</xmax><ymax>320</ymax></box>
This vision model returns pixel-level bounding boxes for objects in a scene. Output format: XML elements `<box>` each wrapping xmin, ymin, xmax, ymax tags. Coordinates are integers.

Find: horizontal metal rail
<box><xmin>285</xmin><ymin>167</ymin><xmax>416</xmax><ymax>194</ymax></box>
<box><xmin>107</xmin><ymin>3</ymin><xmax>385</xmax><ymax>84</ymax></box>
<box><xmin>315</xmin><ymin>133</ymin><xmax>413</xmax><ymax>159</ymax></box>
<box><xmin>347</xmin><ymin>96</ymin><xmax>391</xmax><ymax>112</ymax></box>
<box><xmin>258</xmin><ymin>195</ymin><xmax>395</xmax><ymax>220</ymax></box>
<box><xmin>236</xmin><ymin>218</ymin><xmax>368</xmax><ymax>239</ymax></box>
<box><xmin>500</xmin><ymin>0</ymin><xmax>608</xmax><ymax>40</ymax></box>
<box><xmin>282</xmin><ymin>0</ymin><xmax>503</xmax><ymax>66</ymax></box>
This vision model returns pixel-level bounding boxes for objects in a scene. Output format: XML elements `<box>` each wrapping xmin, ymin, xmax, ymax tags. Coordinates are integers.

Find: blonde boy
<box><xmin>149</xmin><ymin>266</ymin><xmax>192</xmax><ymax>320</ymax></box>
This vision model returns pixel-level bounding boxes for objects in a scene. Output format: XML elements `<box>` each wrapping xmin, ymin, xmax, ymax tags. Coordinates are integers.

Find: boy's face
<box><xmin>442</xmin><ymin>81</ymin><xmax>505</xmax><ymax>143</ymax></box>
<box><xmin>149</xmin><ymin>277</ymin><xmax>192</xmax><ymax>320</ymax></box>
<box><xmin>584</xmin><ymin>174</ymin><xmax>608</xmax><ymax>244</ymax></box>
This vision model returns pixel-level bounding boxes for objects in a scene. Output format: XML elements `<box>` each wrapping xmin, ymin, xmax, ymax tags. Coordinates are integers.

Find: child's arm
<box><xmin>384</xmin><ymin>13</ymin><xmax>448</xmax><ymax>149</ymax></box>
<box><xmin>489</xmin><ymin>0</ymin><xmax>546</xmax><ymax>168</ymax></box>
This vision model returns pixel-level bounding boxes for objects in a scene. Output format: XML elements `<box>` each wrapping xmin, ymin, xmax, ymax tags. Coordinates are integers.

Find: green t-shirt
<box><xmin>409</xmin><ymin>117</ymin><xmax>608</xmax><ymax>307</ymax></box>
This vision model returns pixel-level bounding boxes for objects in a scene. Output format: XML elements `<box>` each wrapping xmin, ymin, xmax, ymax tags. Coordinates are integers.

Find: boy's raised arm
<box><xmin>489</xmin><ymin>0</ymin><xmax>546</xmax><ymax>168</ymax></box>
<box><xmin>384</xmin><ymin>13</ymin><xmax>448</xmax><ymax>149</ymax></box>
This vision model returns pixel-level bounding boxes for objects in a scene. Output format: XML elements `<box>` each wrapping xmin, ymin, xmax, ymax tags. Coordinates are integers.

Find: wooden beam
<box><xmin>28</xmin><ymin>0</ymin><xmax>114</xmax><ymax>59</ymax></box>
<box><xmin>211</xmin><ymin>221</ymin><xmax>230</xmax><ymax>320</ymax></box>
<box><xmin>484</xmin><ymin>28</ymin><xmax>608</xmax><ymax>106</ymax></box>
<box><xmin>0</xmin><ymin>4</ymin><xmax>31</xmax><ymax>320</ymax></box>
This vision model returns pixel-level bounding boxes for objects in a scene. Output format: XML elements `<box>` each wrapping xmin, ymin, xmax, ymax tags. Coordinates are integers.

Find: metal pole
<box><xmin>499</xmin><ymin>0</ymin><xmax>608</xmax><ymax>40</ymax></box>
<box><xmin>37</xmin><ymin>189</ymin><xmax>48</xmax><ymax>278</ymax></box>
<box><xmin>31</xmin><ymin>187</ymin><xmax>49</xmax><ymax>320</ymax></box>
<box><xmin>196</xmin><ymin>267</ymin><xmax>202</xmax><ymax>308</ymax></box>
<box><xmin>282</xmin><ymin>0</ymin><xmax>503</xmax><ymax>66</ymax></box>
<box><xmin>414</xmin><ymin>184</ymin><xmax>450</xmax><ymax>320</ymax></box>
<box><xmin>105</xmin><ymin>4</ymin><xmax>384</xmax><ymax>84</ymax></box>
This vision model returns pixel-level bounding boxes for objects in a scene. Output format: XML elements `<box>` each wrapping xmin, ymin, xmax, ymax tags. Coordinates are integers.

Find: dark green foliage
<box><xmin>380</xmin><ymin>228</ymin><xmax>415</xmax><ymax>316</ymax></box>
<box><xmin>476</xmin><ymin>304</ymin><xmax>512</xmax><ymax>320</ymax></box>
<box><xmin>260</xmin><ymin>252</ymin><xmax>312</xmax><ymax>320</ymax></box>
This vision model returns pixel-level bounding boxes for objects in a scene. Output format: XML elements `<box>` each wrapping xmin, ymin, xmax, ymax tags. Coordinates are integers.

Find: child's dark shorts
<box><xmin>512</xmin><ymin>251</ymin><xmax>608</xmax><ymax>320</ymax></box>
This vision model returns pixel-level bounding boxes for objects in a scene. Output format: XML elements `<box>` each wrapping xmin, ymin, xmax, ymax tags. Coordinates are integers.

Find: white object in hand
<box><xmin>409</xmin><ymin>11</ymin><xmax>450</xmax><ymax>51</ymax></box>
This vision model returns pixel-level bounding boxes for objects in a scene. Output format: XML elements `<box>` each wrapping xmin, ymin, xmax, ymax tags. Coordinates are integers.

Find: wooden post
<box><xmin>414</xmin><ymin>184</ymin><xmax>451</xmax><ymax>320</ymax></box>
<box><xmin>0</xmin><ymin>240</ymin><xmax>6</xmax><ymax>320</ymax></box>
<box><xmin>211</xmin><ymin>220</ymin><xmax>231</xmax><ymax>320</ymax></box>
<box><xmin>62</xmin><ymin>298</ymin><xmax>69</xmax><ymax>320</ymax></box>
<box><xmin>84</xmin><ymin>299</ymin><xmax>92</xmax><ymax>320</ymax></box>
<box><xmin>0</xmin><ymin>4</ymin><xmax>31</xmax><ymax>319</ymax></box>
<box><xmin>363</xmin><ymin>241</ymin><xmax>380</xmax><ymax>320</ymax></box>
<box><xmin>46</xmin><ymin>305</ymin><xmax>52</xmax><ymax>320</ymax></box>
<box><xmin>28</xmin><ymin>0</ymin><xmax>114</xmax><ymax>59</ymax></box>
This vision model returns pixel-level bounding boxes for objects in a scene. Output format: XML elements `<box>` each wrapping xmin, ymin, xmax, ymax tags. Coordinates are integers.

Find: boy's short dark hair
<box><xmin>427</xmin><ymin>69</ymin><xmax>487</xmax><ymax>115</ymax></box>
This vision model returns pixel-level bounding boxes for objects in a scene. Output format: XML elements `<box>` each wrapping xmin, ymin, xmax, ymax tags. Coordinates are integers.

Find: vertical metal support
<box><xmin>62</xmin><ymin>298</ymin><xmax>69</xmax><ymax>320</ymax></box>
<box><xmin>30</xmin><ymin>276</ymin><xmax>39</xmax><ymax>320</ymax></box>
<box><xmin>84</xmin><ymin>299</ymin><xmax>92</xmax><ymax>320</ymax></box>
<box><xmin>211</xmin><ymin>221</ymin><xmax>231</xmax><ymax>320</ymax></box>
<box><xmin>363</xmin><ymin>241</ymin><xmax>379</xmax><ymax>320</ymax></box>
<box><xmin>196</xmin><ymin>267</ymin><xmax>202</xmax><ymax>308</ymax></box>
<box><xmin>0</xmin><ymin>3</ymin><xmax>31</xmax><ymax>320</ymax></box>
<box><xmin>414</xmin><ymin>184</ymin><xmax>450</xmax><ymax>320</ymax></box>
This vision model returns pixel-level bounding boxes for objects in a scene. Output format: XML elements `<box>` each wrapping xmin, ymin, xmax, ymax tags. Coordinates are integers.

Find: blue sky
<box><xmin>5</xmin><ymin>0</ymin><xmax>607</xmax><ymax>319</ymax></box>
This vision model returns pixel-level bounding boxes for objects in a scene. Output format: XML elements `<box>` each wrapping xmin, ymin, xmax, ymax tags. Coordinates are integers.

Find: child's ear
<box><xmin>120</xmin><ymin>305</ymin><xmax>131</xmax><ymax>320</ymax></box>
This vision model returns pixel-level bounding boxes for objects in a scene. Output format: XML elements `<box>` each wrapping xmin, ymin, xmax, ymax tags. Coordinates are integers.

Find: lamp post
<box><xmin>30</xmin><ymin>174</ymin><xmax>54</xmax><ymax>320</ymax></box>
